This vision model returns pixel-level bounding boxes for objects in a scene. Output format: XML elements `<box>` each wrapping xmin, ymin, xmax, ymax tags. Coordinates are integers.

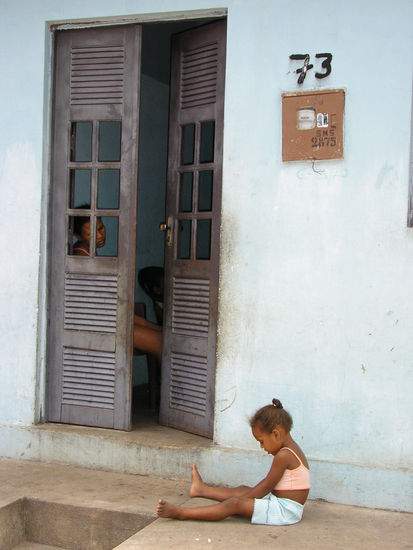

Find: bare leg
<box><xmin>133</xmin><ymin>324</ymin><xmax>162</xmax><ymax>362</ymax></box>
<box><xmin>134</xmin><ymin>315</ymin><xmax>162</xmax><ymax>331</ymax></box>
<box><xmin>156</xmin><ymin>496</ymin><xmax>254</xmax><ymax>521</ymax></box>
<box><xmin>189</xmin><ymin>464</ymin><xmax>251</xmax><ymax>501</ymax></box>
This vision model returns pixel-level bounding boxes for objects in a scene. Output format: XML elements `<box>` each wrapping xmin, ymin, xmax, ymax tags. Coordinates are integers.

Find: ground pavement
<box><xmin>0</xmin><ymin>458</ymin><xmax>411</xmax><ymax>550</ymax></box>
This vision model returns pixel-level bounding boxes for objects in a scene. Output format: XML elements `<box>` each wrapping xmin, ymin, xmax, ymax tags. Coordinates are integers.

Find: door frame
<box><xmin>38</xmin><ymin>8</ymin><xmax>227</xmax><ymax>427</ymax></box>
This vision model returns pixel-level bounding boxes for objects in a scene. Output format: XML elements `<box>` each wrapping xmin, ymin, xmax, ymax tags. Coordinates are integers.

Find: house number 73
<box><xmin>289</xmin><ymin>53</ymin><xmax>333</xmax><ymax>84</ymax></box>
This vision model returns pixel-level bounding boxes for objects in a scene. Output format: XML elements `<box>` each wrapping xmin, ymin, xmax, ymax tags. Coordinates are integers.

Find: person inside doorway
<box><xmin>73</xmin><ymin>213</ymin><xmax>162</xmax><ymax>361</ymax></box>
<box><xmin>72</xmin><ymin>214</ymin><xmax>106</xmax><ymax>256</ymax></box>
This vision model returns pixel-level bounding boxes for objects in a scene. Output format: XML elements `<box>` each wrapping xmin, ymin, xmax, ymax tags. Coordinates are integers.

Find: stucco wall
<box><xmin>215</xmin><ymin>0</ymin><xmax>413</xmax><ymax>465</ymax></box>
<box><xmin>214</xmin><ymin>0</ymin><xmax>413</xmax><ymax>508</ymax></box>
<box><xmin>0</xmin><ymin>0</ymin><xmax>412</xmax><ymax>511</ymax></box>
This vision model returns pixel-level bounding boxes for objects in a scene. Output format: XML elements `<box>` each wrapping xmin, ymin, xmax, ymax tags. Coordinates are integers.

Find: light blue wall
<box><xmin>216</xmin><ymin>0</ymin><xmax>413</xmax><ymax>462</ymax></box>
<box><xmin>0</xmin><ymin>0</ymin><xmax>412</xmax><ymax>511</ymax></box>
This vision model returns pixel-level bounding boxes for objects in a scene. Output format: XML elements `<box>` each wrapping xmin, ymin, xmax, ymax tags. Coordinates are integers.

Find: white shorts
<box><xmin>251</xmin><ymin>494</ymin><xmax>304</xmax><ymax>526</ymax></box>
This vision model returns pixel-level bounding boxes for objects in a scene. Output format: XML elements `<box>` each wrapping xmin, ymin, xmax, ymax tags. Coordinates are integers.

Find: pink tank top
<box><xmin>274</xmin><ymin>447</ymin><xmax>311</xmax><ymax>491</ymax></box>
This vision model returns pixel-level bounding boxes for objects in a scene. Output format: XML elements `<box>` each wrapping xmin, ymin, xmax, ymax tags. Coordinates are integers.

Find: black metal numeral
<box><xmin>289</xmin><ymin>54</ymin><xmax>314</xmax><ymax>84</ymax></box>
<box><xmin>290</xmin><ymin>53</ymin><xmax>333</xmax><ymax>84</ymax></box>
<box><xmin>315</xmin><ymin>53</ymin><xmax>333</xmax><ymax>79</ymax></box>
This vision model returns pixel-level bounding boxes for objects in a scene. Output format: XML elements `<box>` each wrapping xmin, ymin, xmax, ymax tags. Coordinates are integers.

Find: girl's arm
<box><xmin>244</xmin><ymin>452</ymin><xmax>291</xmax><ymax>499</ymax></box>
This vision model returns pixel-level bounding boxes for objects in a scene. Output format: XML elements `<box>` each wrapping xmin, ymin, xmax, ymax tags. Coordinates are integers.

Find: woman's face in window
<box><xmin>95</xmin><ymin>219</ymin><xmax>106</xmax><ymax>248</ymax></box>
<box><xmin>78</xmin><ymin>218</ymin><xmax>106</xmax><ymax>248</ymax></box>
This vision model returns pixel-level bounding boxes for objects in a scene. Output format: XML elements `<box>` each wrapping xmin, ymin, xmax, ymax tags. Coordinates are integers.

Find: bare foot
<box><xmin>189</xmin><ymin>463</ymin><xmax>206</xmax><ymax>497</ymax></box>
<box><xmin>156</xmin><ymin>498</ymin><xmax>182</xmax><ymax>519</ymax></box>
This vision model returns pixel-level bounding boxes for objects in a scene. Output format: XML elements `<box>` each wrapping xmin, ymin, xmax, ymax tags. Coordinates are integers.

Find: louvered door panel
<box><xmin>62</xmin><ymin>348</ymin><xmax>116</xmax><ymax>409</ymax></box>
<box><xmin>160</xmin><ymin>20</ymin><xmax>226</xmax><ymax>438</ymax></box>
<box><xmin>181</xmin><ymin>43</ymin><xmax>218</xmax><ymax>109</ymax></box>
<box><xmin>70</xmin><ymin>46</ymin><xmax>124</xmax><ymax>106</ymax></box>
<box><xmin>47</xmin><ymin>25</ymin><xmax>141</xmax><ymax>430</ymax></box>
<box><xmin>170</xmin><ymin>351</ymin><xmax>208</xmax><ymax>415</ymax></box>
<box><xmin>172</xmin><ymin>277</ymin><xmax>210</xmax><ymax>336</ymax></box>
<box><xmin>64</xmin><ymin>273</ymin><xmax>117</xmax><ymax>332</ymax></box>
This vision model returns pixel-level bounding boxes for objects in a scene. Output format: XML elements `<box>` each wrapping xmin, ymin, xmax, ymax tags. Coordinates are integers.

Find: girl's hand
<box><xmin>245</xmin><ymin>451</ymin><xmax>292</xmax><ymax>499</ymax></box>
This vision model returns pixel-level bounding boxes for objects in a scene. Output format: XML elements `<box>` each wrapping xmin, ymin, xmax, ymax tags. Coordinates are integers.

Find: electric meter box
<box><xmin>282</xmin><ymin>89</ymin><xmax>345</xmax><ymax>161</ymax></box>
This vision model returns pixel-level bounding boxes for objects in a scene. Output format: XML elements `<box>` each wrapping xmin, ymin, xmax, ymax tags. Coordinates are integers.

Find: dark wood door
<box><xmin>46</xmin><ymin>25</ymin><xmax>141</xmax><ymax>430</ymax></box>
<box><xmin>159</xmin><ymin>20</ymin><xmax>226</xmax><ymax>438</ymax></box>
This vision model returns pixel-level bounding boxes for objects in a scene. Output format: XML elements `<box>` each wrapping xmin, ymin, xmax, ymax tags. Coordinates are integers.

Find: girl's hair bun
<box><xmin>250</xmin><ymin>398</ymin><xmax>292</xmax><ymax>432</ymax></box>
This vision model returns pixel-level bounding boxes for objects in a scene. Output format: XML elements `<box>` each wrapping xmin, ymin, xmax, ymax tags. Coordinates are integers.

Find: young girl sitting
<box><xmin>156</xmin><ymin>399</ymin><xmax>310</xmax><ymax>525</ymax></box>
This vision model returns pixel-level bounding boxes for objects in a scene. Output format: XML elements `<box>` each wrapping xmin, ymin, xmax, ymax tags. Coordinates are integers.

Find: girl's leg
<box><xmin>156</xmin><ymin>496</ymin><xmax>254</xmax><ymax>521</ymax></box>
<box><xmin>189</xmin><ymin>464</ymin><xmax>251</xmax><ymax>501</ymax></box>
<box><xmin>133</xmin><ymin>324</ymin><xmax>162</xmax><ymax>362</ymax></box>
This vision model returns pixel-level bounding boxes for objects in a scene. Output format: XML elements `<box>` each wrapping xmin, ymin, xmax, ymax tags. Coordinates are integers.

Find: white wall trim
<box><xmin>47</xmin><ymin>8</ymin><xmax>227</xmax><ymax>31</ymax></box>
<box><xmin>35</xmin><ymin>26</ymin><xmax>56</xmax><ymax>424</ymax></box>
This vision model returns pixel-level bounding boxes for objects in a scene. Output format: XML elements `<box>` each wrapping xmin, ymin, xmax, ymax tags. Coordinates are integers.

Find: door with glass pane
<box><xmin>159</xmin><ymin>20</ymin><xmax>226</xmax><ymax>438</ymax></box>
<box><xmin>47</xmin><ymin>25</ymin><xmax>141</xmax><ymax>430</ymax></box>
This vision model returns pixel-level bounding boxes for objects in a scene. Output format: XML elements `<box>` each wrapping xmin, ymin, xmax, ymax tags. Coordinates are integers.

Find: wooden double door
<box><xmin>46</xmin><ymin>20</ymin><xmax>226</xmax><ymax>437</ymax></box>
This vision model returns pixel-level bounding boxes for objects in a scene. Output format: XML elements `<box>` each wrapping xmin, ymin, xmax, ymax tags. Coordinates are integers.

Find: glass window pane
<box><xmin>178</xmin><ymin>219</ymin><xmax>191</xmax><ymax>259</ymax></box>
<box><xmin>196</xmin><ymin>219</ymin><xmax>211</xmax><ymax>260</ymax></box>
<box><xmin>69</xmin><ymin>214</ymin><xmax>90</xmax><ymax>256</ymax></box>
<box><xmin>99</xmin><ymin>121</ymin><xmax>121</xmax><ymax>162</ymax></box>
<box><xmin>198</xmin><ymin>171</ymin><xmax>213</xmax><ymax>212</ymax></box>
<box><xmin>69</xmin><ymin>169</ymin><xmax>91</xmax><ymax>208</ymax></box>
<box><xmin>179</xmin><ymin>172</ymin><xmax>193</xmax><ymax>212</ymax></box>
<box><xmin>97</xmin><ymin>216</ymin><xmax>118</xmax><ymax>257</ymax></box>
<box><xmin>71</xmin><ymin>122</ymin><xmax>92</xmax><ymax>162</ymax></box>
<box><xmin>181</xmin><ymin>124</ymin><xmax>195</xmax><ymax>165</ymax></box>
<box><xmin>97</xmin><ymin>169</ymin><xmax>120</xmax><ymax>209</ymax></box>
<box><xmin>200</xmin><ymin>121</ymin><xmax>215</xmax><ymax>163</ymax></box>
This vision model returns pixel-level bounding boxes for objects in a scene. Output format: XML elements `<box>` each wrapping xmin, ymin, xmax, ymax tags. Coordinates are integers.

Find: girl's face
<box><xmin>78</xmin><ymin>218</ymin><xmax>106</xmax><ymax>248</ymax></box>
<box><xmin>252</xmin><ymin>423</ymin><xmax>282</xmax><ymax>456</ymax></box>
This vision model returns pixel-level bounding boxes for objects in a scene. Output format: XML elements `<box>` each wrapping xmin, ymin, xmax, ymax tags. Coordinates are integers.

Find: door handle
<box><xmin>160</xmin><ymin>216</ymin><xmax>173</xmax><ymax>247</ymax></box>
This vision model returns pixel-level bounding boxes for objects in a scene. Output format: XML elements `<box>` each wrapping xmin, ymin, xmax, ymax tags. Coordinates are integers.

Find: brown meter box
<box><xmin>282</xmin><ymin>89</ymin><xmax>345</xmax><ymax>161</ymax></box>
